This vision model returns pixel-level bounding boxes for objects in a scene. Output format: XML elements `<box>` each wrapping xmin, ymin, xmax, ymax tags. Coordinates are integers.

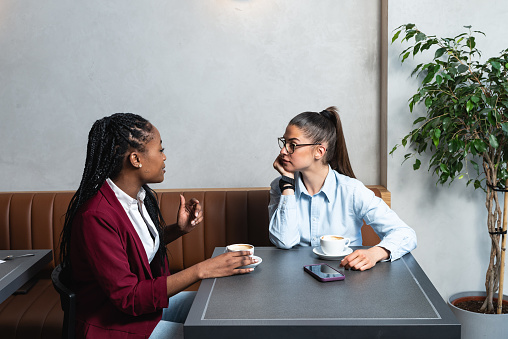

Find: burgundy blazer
<box><xmin>70</xmin><ymin>182</ymin><xmax>169</xmax><ymax>339</ymax></box>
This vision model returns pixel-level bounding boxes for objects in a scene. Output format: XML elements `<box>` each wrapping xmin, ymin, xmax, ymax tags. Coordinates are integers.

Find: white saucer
<box><xmin>313</xmin><ymin>247</ymin><xmax>353</xmax><ymax>260</ymax></box>
<box><xmin>239</xmin><ymin>255</ymin><xmax>262</xmax><ymax>269</ymax></box>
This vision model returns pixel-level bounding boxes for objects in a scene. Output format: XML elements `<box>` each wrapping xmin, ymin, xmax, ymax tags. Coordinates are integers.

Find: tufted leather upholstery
<box><xmin>0</xmin><ymin>186</ymin><xmax>387</xmax><ymax>339</ymax></box>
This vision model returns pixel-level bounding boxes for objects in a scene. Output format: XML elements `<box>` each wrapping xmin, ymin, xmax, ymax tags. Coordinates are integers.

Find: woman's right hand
<box><xmin>273</xmin><ymin>154</ymin><xmax>294</xmax><ymax>178</ymax></box>
<box><xmin>196</xmin><ymin>251</ymin><xmax>258</xmax><ymax>279</ymax></box>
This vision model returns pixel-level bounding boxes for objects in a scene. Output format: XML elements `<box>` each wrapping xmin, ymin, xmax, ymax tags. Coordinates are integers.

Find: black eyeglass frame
<box><xmin>278</xmin><ymin>137</ymin><xmax>322</xmax><ymax>154</ymax></box>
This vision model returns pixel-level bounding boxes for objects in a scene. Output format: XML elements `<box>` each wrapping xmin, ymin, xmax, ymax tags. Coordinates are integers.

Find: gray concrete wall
<box><xmin>0</xmin><ymin>0</ymin><xmax>381</xmax><ymax>191</ymax></box>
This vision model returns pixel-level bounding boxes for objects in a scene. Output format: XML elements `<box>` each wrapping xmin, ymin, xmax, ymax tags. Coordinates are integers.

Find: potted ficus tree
<box><xmin>390</xmin><ymin>24</ymin><xmax>508</xmax><ymax>337</ymax></box>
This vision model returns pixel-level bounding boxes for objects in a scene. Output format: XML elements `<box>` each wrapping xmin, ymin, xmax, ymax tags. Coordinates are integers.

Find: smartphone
<box><xmin>303</xmin><ymin>264</ymin><xmax>345</xmax><ymax>282</ymax></box>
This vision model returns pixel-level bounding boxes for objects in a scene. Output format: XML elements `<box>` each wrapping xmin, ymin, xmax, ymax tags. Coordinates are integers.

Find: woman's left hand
<box><xmin>339</xmin><ymin>246</ymin><xmax>390</xmax><ymax>271</ymax></box>
<box><xmin>177</xmin><ymin>194</ymin><xmax>203</xmax><ymax>233</ymax></box>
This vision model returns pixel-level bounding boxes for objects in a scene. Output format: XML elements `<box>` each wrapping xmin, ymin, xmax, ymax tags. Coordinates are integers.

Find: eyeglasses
<box><xmin>278</xmin><ymin>137</ymin><xmax>321</xmax><ymax>154</ymax></box>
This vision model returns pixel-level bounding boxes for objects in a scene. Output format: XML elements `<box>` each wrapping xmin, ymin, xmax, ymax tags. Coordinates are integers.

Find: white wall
<box><xmin>0</xmin><ymin>0</ymin><xmax>381</xmax><ymax>191</ymax></box>
<box><xmin>388</xmin><ymin>0</ymin><xmax>508</xmax><ymax>300</ymax></box>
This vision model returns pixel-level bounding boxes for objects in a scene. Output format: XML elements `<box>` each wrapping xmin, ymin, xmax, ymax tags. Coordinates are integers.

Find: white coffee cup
<box><xmin>226</xmin><ymin>243</ymin><xmax>254</xmax><ymax>256</ymax></box>
<box><xmin>320</xmin><ymin>235</ymin><xmax>350</xmax><ymax>256</ymax></box>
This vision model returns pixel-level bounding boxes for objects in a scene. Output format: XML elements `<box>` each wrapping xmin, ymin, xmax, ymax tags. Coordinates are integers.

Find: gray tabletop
<box><xmin>0</xmin><ymin>249</ymin><xmax>53</xmax><ymax>304</ymax></box>
<box><xmin>184</xmin><ymin>246</ymin><xmax>460</xmax><ymax>339</ymax></box>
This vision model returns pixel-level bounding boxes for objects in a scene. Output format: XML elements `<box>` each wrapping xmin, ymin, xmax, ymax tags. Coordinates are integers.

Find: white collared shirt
<box><xmin>106</xmin><ymin>178</ymin><xmax>160</xmax><ymax>263</ymax></box>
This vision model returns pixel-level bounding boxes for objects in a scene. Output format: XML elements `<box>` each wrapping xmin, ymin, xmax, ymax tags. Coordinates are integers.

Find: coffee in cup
<box><xmin>226</xmin><ymin>244</ymin><xmax>254</xmax><ymax>256</ymax></box>
<box><xmin>320</xmin><ymin>235</ymin><xmax>350</xmax><ymax>256</ymax></box>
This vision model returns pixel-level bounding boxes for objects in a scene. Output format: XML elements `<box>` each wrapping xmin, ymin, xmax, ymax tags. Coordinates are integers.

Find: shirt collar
<box><xmin>106</xmin><ymin>178</ymin><xmax>146</xmax><ymax>210</ymax></box>
<box><xmin>295</xmin><ymin>165</ymin><xmax>336</xmax><ymax>203</ymax></box>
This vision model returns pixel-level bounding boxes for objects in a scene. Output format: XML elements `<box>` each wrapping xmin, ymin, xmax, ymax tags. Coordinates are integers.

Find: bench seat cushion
<box><xmin>0</xmin><ymin>279</ymin><xmax>62</xmax><ymax>339</ymax></box>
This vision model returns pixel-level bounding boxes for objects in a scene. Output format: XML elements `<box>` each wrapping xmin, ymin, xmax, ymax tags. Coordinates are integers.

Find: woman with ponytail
<box><xmin>60</xmin><ymin>113</ymin><xmax>257</xmax><ymax>339</ymax></box>
<box><xmin>269</xmin><ymin>107</ymin><xmax>416</xmax><ymax>271</ymax></box>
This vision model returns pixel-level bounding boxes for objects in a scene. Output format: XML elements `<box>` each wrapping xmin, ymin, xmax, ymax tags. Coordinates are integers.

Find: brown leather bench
<box><xmin>0</xmin><ymin>186</ymin><xmax>388</xmax><ymax>339</ymax></box>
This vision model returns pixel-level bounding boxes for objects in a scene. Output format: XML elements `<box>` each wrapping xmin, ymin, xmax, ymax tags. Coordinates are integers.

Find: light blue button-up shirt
<box><xmin>268</xmin><ymin>166</ymin><xmax>417</xmax><ymax>261</ymax></box>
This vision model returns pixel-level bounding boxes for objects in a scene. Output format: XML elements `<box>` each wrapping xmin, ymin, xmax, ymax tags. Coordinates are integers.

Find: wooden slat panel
<box><xmin>0</xmin><ymin>194</ymin><xmax>12</xmax><ymax>249</ymax></box>
<box><xmin>182</xmin><ymin>192</ymin><xmax>205</xmax><ymax>269</ymax></box>
<box><xmin>9</xmin><ymin>193</ymin><xmax>34</xmax><ymax>249</ymax></box>
<box><xmin>160</xmin><ymin>192</ymin><xmax>184</xmax><ymax>273</ymax></box>
<box><xmin>52</xmin><ymin>193</ymin><xmax>74</xmax><ymax>266</ymax></box>
<box><xmin>225</xmin><ymin>191</ymin><xmax>249</xmax><ymax>245</ymax></box>
<box><xmin>203</xmin><ymin>191</ymin><xmax>226</xmax><ymax>259</ymax></box>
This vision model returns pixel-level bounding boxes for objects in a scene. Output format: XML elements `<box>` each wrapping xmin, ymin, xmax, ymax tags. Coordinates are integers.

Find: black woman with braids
<box><xmin>269</xmin><ymin>107</ymin><xmax>417</xmax><ymax>271</ymax></box>
<box><xmin>60</xmin><ymin>113</ymin><xmax>257</xmax><ymax>339</ymax></box>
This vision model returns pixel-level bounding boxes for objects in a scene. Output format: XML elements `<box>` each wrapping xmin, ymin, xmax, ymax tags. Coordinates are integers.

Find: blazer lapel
<box><xmin>99</xmin><ymin>182</ymin><xmax>154</xmax><ymax>278</ymax></box>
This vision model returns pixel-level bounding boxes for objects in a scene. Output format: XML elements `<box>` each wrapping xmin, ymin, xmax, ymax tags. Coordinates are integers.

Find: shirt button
<box><xmin>312</xmin><ymin>217</ymin><xmax>316</xmax><ymax>222</ymax></box>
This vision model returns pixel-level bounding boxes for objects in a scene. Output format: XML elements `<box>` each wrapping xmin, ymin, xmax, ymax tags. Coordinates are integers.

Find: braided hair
<box><xmin>289</xmin><ymin>106</ymin><xmax>356</xmax><ymax>178</ymax></box>
<box><xmin>59</xmin><ymin>113</ymin><xmax>168</xmax><ymax>275</ymax></box>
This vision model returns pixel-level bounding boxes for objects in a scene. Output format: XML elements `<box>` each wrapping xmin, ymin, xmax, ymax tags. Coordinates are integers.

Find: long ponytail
<box><xmin>289</xmin><ymin>106</ymin><xmax>356</xmax><ymax>178</ymax></box>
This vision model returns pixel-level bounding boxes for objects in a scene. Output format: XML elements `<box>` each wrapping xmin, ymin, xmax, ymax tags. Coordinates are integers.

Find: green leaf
<box><xmin>490</xmin><ymin>60</ymin><xmax>501</xmax><ymax>70</ymax></box>
<box><xmin>432</xmin><ymin>129</ymin><xmax>441</xmax><ymax>147</ymax></box>
<box><xmin>473</xmin><ymin>139</ymin><xmax>487</xmax><ymax>153</ymax></box>
<box><xmin>466</xmin><ymin>100</ymin><xmax>474</xmax><ymax>112</ymax></box>
<box><xmin>402</xmin><ymin>51</ymin><xmax>411</xmax><ymax>62</ymax></box>
<box><xmin>413</xmin><ymin>43</ymin><xmax>421</xmax><ymax>56</ymax></box>
<box><xmin>464</xmin><ymin>25</ymin><xmax>472</xmax><ymax>29</ymax></box>
<box><xmin>435</xmin><ymin>47</ymin><xmax>446</xmax><ymax>59</ymax></box>
<box><xmin>442</xmin><ymin>117</ymin><xmax>451</xmax><ymax>131</ymax></box>
<box><xmin>440</xmin><ymin>163</ymin><xmax>449</xmax><ymax>173</ymax></box>
<box><xmin>466</xmin><ymin>36</ymin><xmax>476</xmax><ymax>49</ymax></box>
<box><xmin>489</xmin><ymin>134</ymin><xmax>499</xmax><ymax>149</ymax></box>
<box><xmin>501</xmin><ymin>122</ymin><xmax>508</xmax><ymax>135</ymax></box>
<box><xmin>471</xmin><ymin>160</ymin><xmax>479</xmax><ymax>173</ymax></box>
<box><xmin>392</xmin><ymin>30</ymin><xmax>401</xmax><ymax>43</ymax></box>
<box><xmin>458</xmin><ymin>174</ymin><xmax>464</xmax><ymax>179</ymax></box>
<box><xmin>458</xmin><ymin>64</ymin><xmax>469</xmax><ymax>73</ymax></box>
<box><xmin>415</xmin><ymin>32</ymin><xmax>426</xmax><ymax>42</ymax></box>
<box><xmin>423</xmin><ymin>71</ymin><xmax>435</xmax><ymax>84</ymax></box>
<box><xmin>471</xmin><ymin>95</ymin><xmax>480</xmax><ymax>103</ymax></box>
<box><xmin>413</xmin><ymin>159</ymin><xmax>421</xmax><ymax>170</ymax></box>
<box><xmin>436</xmin><ymin>74</ymin><xmax>443</xmax><ymax>85</ymax></box>
<box><xmin>413</xmin><ymin>116</ymin><xmax>426</xmax><ymax>124</ymax></box>
<box><xmin>474</xmin><ymin>180</ymin><xmax>481</xmax><ymax>190</ymax></box>
<box><xmin>425</xmin><ymin>97</ymin><xmax>433</xmax><ymax>108</ymax></box>
<box><xmin>448</xmin><ymin>139</ymin><xmax>459</xmax><ymax>153</ymax></box>
<box><xmin>487</xmin><ymin>111</ymin><xmax>496</xmax><ymax>125</ymax></box>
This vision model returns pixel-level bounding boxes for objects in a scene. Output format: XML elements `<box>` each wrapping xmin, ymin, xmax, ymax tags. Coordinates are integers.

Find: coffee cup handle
<box><xmin>345</xmin><ymin>238</ymin><xmax>350</xmax><ymax>247</ymax></box>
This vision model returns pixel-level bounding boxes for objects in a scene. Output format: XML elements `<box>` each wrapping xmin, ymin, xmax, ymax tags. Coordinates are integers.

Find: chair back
<box><xmin>51</xmin><ymin>264</ymin><xmax>76</xmax><ymax>339</ymax></box>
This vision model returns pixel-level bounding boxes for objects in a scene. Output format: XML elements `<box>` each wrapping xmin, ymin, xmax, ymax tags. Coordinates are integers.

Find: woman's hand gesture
<box><xmin>176</xmin><ymin>194</ymin><xmax>203</xmax><ymax>234</ymax></box>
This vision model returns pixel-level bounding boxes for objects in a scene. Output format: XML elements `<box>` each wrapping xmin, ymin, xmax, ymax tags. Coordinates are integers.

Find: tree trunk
<box><xmin>497</xmin><ymin>179</ymin><xmax>508</xmax><ymax>314</ymax></box>
<box><xmin>481</xmin><ymin>161</ymin><xmax>502</xmax><ymax>313</ymax></box>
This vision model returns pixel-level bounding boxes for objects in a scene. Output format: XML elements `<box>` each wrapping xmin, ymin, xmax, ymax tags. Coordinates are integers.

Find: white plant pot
<box><xmin>448</xmin><ymin>291</ymin><xmax>508</xmax><ymax>339</ymax></box>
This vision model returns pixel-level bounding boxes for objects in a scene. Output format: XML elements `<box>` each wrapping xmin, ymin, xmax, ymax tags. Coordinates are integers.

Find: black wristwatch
<box><xmin>279</xmin><ymin>175</ymin><xmax>295</xmax><ymax>192</ymax></box>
